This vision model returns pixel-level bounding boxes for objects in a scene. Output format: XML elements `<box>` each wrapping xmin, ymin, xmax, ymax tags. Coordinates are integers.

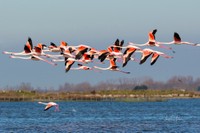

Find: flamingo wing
<box><xmin>140</xmin><ymin>52</ymin><xmax>153</xmax><ymax>65</ymax></box>
<box><xmin>98</xmin><ymin>51</ymin><xmax>109</xmax><ymax>62</ymax></box>
<box><xmin>44</xmin><ymin>104</ymin><xmax>53</xmax><ymax>111</ymax></box>
<box><xmin>174</xmin><ymin>32</ymin><xmax>181</xmax><ymax>43</ymax></box>
<box><xmin>75</xmin><ymin>47</ymin><xmax>88</xmax><ymax>59</ymax></box>
<box><xmin>24</xmin><ymin>45</ymin><xmax>32</xmax><ymax>53</ymax></box>
<box><xmin>32</xmin><ymin>55</ymin><xmax>57</xmax><ymax>66</ymax></box>
<box><xmin>65</xmin><ymin>58</ymin><xmax>75</xmax><ymax>72</ymax></box>
<box><xmin>151</xmin><ymin>53</ymin><xmax>160</xmax><ymax>65</ymax></box>
<box><xmin>50</xmin><ymin>42</ymin><xmax>57</xmax><ymax>48</ymax></box>
<box><xmin>27</xmin><ymin>37</ymin><xmax>33</xmax><ymax>50</ymax></box>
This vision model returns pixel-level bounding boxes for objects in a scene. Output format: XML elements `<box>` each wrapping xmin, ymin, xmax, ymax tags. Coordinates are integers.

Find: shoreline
<box><xmin>1</xmin><ymin>89</ymin><xmax>200</xmax><ymax>102</ymax></box>
<box><xmin>0</xmin><ymin>93</ymin><xmax>200</xmax><ymax>102</ymax></box>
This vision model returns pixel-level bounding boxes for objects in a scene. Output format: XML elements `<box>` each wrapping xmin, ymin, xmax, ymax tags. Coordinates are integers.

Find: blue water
<box><xmin>0</xmin><ymin>99</ymin><xmax>200</xmax><ymax>132</ymax></box>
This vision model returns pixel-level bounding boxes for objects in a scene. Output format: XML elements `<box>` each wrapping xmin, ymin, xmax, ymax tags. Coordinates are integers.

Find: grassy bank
<box><xmin>0</xmin><ymin>89</ymin><xmax>199</xmax><ymax>102</ymax></box>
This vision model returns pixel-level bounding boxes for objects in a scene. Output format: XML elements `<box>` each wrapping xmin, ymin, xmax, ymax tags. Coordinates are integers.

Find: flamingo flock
<box><xmin>3</xmin><ymin>29</ymin><xmax>199</xmax><ymax>74</ymax></box>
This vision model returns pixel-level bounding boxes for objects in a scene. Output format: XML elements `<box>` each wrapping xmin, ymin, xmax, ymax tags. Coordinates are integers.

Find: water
<box><xmin>0</xmin><ymin>99</ymin><xmax>200</xmax><ymax>132</ymax></box>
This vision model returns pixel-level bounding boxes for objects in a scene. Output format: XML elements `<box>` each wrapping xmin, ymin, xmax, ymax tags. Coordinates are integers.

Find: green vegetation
<box><xmin>2</xmin><ymin>75</ymin><xmax>200</xmax><ymax>102</ymax></box>
<box><xmin>0</xmin><ymin>89</ymin><xmax>199</xmax><ymax>102</ymax></box>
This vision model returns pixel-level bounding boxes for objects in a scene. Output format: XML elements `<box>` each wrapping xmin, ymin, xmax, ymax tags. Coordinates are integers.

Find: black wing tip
<box><xmin>50</xmin><ymin>42</ymin><xmax>57</xmax><ymax>47</ymax></box>
<box><xmin>174</xmin><ymin>32</ymin><xmax>179</xmax><ymax>36</ymax></box>
<box><xmin>152</xmin><ymin>29</ymin><xmax>157</xmax><ymax>35</ymax></box>
<box><xmin>77</xmin><ymin>63</ymin><xmax>82</xmax><ymax>66</ymax></box>
<box><xmin>150</xmin><ymin>62</ymin><xmax>155</xmax><ymax>65</ymax></box>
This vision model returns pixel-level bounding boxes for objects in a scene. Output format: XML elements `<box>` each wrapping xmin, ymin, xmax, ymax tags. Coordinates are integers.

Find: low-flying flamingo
<box><xmin>38</xmin><ymin>101</ymin><xmax>59</xmax><ymax>111</ymax></box>
<box><xmin>94</xmin><ymin>58</ymin><xmax>130</xmax><ymax>74</ymax></box>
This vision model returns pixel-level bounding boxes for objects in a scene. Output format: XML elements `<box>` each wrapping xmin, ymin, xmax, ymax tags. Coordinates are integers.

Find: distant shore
<box><xmin>0</xmin><ymin>89</ymin><xmax>200</xmax><ymax>102</ymax></box>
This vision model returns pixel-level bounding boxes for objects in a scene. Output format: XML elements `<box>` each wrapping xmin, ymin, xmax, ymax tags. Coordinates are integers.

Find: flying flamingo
<box><xmin>121</xmin><ymin>45</ymin><xmax>141</xmax><ymax>67</ymax></box>
<box><xmin>94</xmin><ymin>58</ymin><xmax>130</xmax><ymax>74</ymax></box>
<box><xmin>97</xmin><ymin>46</ymin><xmax>123</xmax><ymax>63</ymax></box>
<box><xmin>70</xmin><ymin>64</ymin><xmax>93</xmax><ymax>71</ymax></box>
<box><xmin>3</xmin><ymin>37</ymin><xmax>33</xmax><ymax>56</ymax></box>
<box><xmin>128</xmin><ymin>29</ymin><xmax>173</xmax><ymax>51</ymax></box>
<box><xmin>150</xmin><ymin>50</ymin><xmax>173</xmax><ymax>65</ymax></box>
<box><xmin>139</xmin><ymin>48</ymin><xmax>154</xmax><ymax>65</ymax></box>
<box><xmin>109</xmin><ymin>39</ymin><xmax>124</xmax><ymax>52</ymax></box>
<box><xmin>65</xmin><ymin>57</ymin><xmax>75</xmax><ymax>72</ymax></box>
<box><xmin>159</xmin><ymin>32</ymin><xmax>197</xmax><ymax>46</ymax></box>
<box><xmin>51</xmin><ymin>47</ymin><xmax>76</xmax><ymax>61</ymax></box>
<box><xmin>38</xmin><ymin>101</ymin><xmax>59</xmax><ymax>111</ymax></box>
<box><xmin>10</xmin><ymin>54</ymin><xmax>57</xmax><ymax>66</ymax></box>
<box><xmin>138</xmin><ymin>48</ymin><xmax>173</xmax><ymax>65</ymax></box>
<box><xmin>53</xmin><ymin>51</ymin><xmax>94</xmax><ymax>64</ymax></box>
<box><xmin>73</xmin><ymin>44</ymin><xmax>91</xmax><ymax>59</ymax></box>
<box><xmin>44</xmin><ymin>41</ymin><xmax>68</xmax><ymax>52</ymax></box>
<box><xmin>9</xmin><ymin>43</ymin><xmax>57</xmax><ymax>66</ymax></box>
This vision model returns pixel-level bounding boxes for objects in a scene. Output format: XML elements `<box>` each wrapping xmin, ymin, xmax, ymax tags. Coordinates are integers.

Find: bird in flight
<box><xmin>38</xmin><ymin>101</ymin><xmax>59</xmax><ymax>111</ymax></box>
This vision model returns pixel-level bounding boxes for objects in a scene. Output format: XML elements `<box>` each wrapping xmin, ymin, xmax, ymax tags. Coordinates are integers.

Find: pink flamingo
<box><xmin>128</xmin><ymin>29</ymin><xmax>173</xmax><ymax>51</ymax></box>
<box><xmin>94</xmin><ymin>58</ymin><xmax>130</xmax><ymax>74</ymax></box>
<box><xmin>3</xmin><ymin>37</ymin><xmax>33</xmax><ymax>56</ymax></box>
<box><xmin>38</xmin><ymin>101</ymin><xmax>59</xmax><ymax>111</ymax></box>
<box><xmin>159</xmin><ymin>32</ymin><xmax>197</xmax><ymax>46</ymax></box>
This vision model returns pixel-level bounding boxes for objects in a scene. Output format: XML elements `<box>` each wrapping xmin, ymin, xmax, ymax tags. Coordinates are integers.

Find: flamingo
<box><xmin>38</xmin><ymin>101</ymin><xmax>59</xmax><ymax>111</ymax></box>
<box><xmin>57</xmin><ymin>47</ymin><xmax>76</xmax><ymax>59</ymax></box>
<box><xmin>71</xmin><ymin>64</ymin><xmax>93</xmax><ymax>70</ymax></box>
<box><xmin>94</xmin><ymin>58</ymin><xmax>130</xmax><ymax>74</ymax></box>
<box><xmin>73</xmin><ymin>44</ymin><xmax>91</xmax><ymax>59</ymax></box>
<box><xmin>138</xmin><ymin>48</ymin><xmax>173</xmax><ymax>65</ymax></box>
<box><xmin>122</xmin><ymin>45</ymin><xmax>141</xmax><ymax>67</ymax></box>
<box><xmin>10</xmin><ymin>54</ymin><xmax>57</xmax><ymax>66</ymax></box>
<box><xmin>150</xmin><ymin>50</ymin><xmax>173</xmax><ymax>65</ymax></box>
<box><xmin>65</xmin><ymin>57</ymin><xmax>75</xmax><ymax>72</ymax></box>
<box><xmin>53</xmin><ymin>50</ymin><xmax>94</xmax><ymax>64</ymax></box>
<box><xmin>98</xmin><ymin>46</ymin><xmax>123</xmax><ymax>63</ymax></box>
<box><xmin>128</xmin><ymin>29</ymin><xmax>173</xmax><ymax>51</ymax></box>
<box><xmin>32</xmin><ymin>43</ymin><xmax>47</xmax><ymax>55</ymax></box>
<box><xmin>31</xmin><ymin>43</ymin><xmax>63</xmax><ymax>60</ymax></box>
<box><xmin>9</xmin><ymin>43</ymin><xmax>57</xmax><ymax>66</ymax></box>
<box><xmin>3</xmin><ymin>37</ymin><xmax>33</xmax><ymax>56</ymax></box>
<box><xmin>44</xmin><ymin>41</ymin><xmax>68</xmax><ymax>52</ymax></box>
<box><xmin>110</xmin><ymin>39</ymin><xmax>124</xmax><ymax>52</ymax></box>
<box><xmin>139</xmin><ymin>48</ymin><xmax>154</xmax><ymax>65</ymax></box>
<box><xmin>159</xmin><ymin>32</ymin><xmax>197</xmax><ymax>46</ymax></box>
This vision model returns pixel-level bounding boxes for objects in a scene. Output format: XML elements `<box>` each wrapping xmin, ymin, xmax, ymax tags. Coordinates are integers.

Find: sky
<box><xmin>1</xmin><ymin>0</ymin><xmax>200</xmax><ymax>89</ymax></box>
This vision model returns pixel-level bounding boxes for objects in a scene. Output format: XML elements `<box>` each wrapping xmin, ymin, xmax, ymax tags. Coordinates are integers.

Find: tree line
<box><xmin>2</xmin><ymin>76</ymin><xmax>200</xmax><ymax>92</ymax></box>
